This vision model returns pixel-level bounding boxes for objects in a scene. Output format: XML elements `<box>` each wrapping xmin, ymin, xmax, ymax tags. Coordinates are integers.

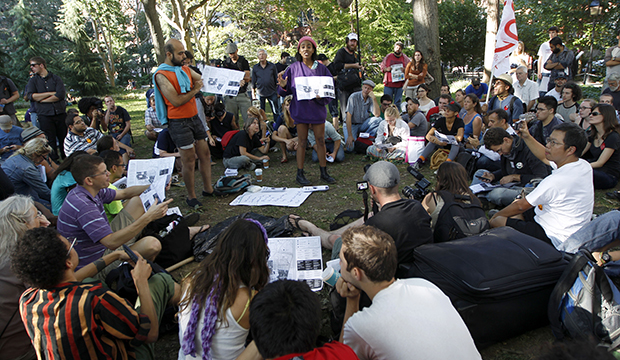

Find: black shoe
<box><xmin>296</xmin><ymin>169</ymin><xmax>311</xmax><ymax>186</ymax></box>
<box><xmin>202</xmin><ymin>188</ymin><xmax>225</xmax><ymax>197</ymax></box>
<box><xmin>186</xmin><ymin>198</ymin><xmax>203</xmax><ymax>208</ymax></box>
<box><xmin>606</xmin><ymin>191</ymin><xmax>620</xmax><ymax>201</ymax></box>
<box><xmin>320</xmin><ymin>166</ymin><xmax>336</xmax><ymax>184</ymax></box>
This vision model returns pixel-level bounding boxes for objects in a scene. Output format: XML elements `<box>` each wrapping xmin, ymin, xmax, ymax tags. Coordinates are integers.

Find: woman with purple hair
<box><xmin>178</xmin><ymin>219</ymin><xmax>270</xmax><ymax>360</ymax></box>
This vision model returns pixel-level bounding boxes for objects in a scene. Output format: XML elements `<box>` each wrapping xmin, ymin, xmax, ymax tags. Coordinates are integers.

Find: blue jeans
<box><xmin>343</xmin><ymin>123</ymin><xmax>362</xmax><ymax>152</ymax></box>
<box><xmin>472</xmin><ymin>169</ymin><xmax>523</xmax><ymax>207</ymax></box>
<box><xmin>114</xmin><ymin>132</ymin><xmax>132</xmax><ymax>155</ymax></box>
<box><xmin>383</xmin><ymin>86</ymin><xmax>404</xmax><ymax>110</ymax></box>
<box><xmin>260</xmin><ymin>93</ymin><xmax>281</xmax><ymax>122</ymax></box>
<box><xmin>312</xmin><ymin>141</ymin><xmax>345</xmax><ymax>163</ymax></box>
<box><xmin>593</xmin><ymin>169</ymin><xmax>618</xmax><ymax>190</ymax></box>
<box><xmin>359</xmin><ymin>117</ymin><xmax>383</xmax><ymax>137</ymax></box>
<box><xmin>475</xmin><ymin>154</ymin><xmax>501</xmax><ymax>172</ymax></box>
<box><xmin>559</xmin><ymin>211</ymin><xmax>620</xmax><ymax>277</ymax></box>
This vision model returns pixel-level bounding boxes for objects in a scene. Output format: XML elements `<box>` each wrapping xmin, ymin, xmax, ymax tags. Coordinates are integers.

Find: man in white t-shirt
<box><xmin>336</xmin><ymin>225</ymin><xmax>480</xmax><ymax>360</ymax></box>
<box><xmin>490</xmin><ymin>122</ymin><xmax>593</xmax><ymax>249</ymax></box>
<box><xmin>537</xmin><ymin>26</ymin><xmax>559</xmax><ymax>97</ymax></box>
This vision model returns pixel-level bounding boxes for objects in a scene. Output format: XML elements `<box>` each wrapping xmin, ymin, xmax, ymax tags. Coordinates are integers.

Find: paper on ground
<box><xmin>127</xmin><ymin>157</ymin><xmax>175</xmax><ymax>187</ymax></box>
<box><xmin>229</xmin><ymin>188</ymin><xmax>312</xmax><ymax>207</ymax></box>
<box><xmin>197</xmin><ymin>64</ymin><xmax>245</xmax><ymax>97</ymax></box>
<box><xmin>268</xmin><ymin>236</ymin><xmax>323</xmax><ymax>291</ymax></box>
<box><xmin>295</xmin><ymin>76</ymin><xmax>335</xmax><ymax>101</ymax></box>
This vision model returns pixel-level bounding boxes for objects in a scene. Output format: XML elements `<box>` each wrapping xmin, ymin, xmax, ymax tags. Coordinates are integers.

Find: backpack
<box><xmin>490</xmin><ymin>95</ymin><xmax>518</xmax><ymax>121</ymax></box>
<box><xmin>433</xmin><ymin>190</ymin><xmax>489</xmax><ymax>243</ymax></box>
<box><xmin>221</xmin><ymin>130</ymin><xmax>240</xmax><ymax>150</ymax></box>
<box><xmin>455</xmin><ymin>150</ymin><xmax>477</xmax><ymax>180</ymax></box>
<box><xmin>215</xmin><ymin>174</ymin><xmax>251</xmax><ymax>194</ymax></box>
<box><xmin>548</xmin><ymin>250</ymin><xmax>620</xmax><ymax>351</ymax></box>
<box><xmin>140</xmin><ymin>214</ymin><xmax>192</xmax><ymax>269</ymax></box>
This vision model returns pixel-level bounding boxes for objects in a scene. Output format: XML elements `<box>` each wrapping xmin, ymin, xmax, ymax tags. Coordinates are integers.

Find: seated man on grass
<box><xmin>490</xmin><ymin>122</ymin><xmax>593</xmax><ymax>248</ymax></box>
<box><xmin>289</xmin><ymin>161</ymin><xmax>432</xmax><ymax>266</ymax></box>
<box><xmin>336</xmin><ymin>225</ymin><xmax>481</xmax><ymax>360</ymax></box>
<box><xmin>12</xmin><ymin>227</ymin><xmax>180</xmax><ymax>360</ymax></box>
<box><xmin>57</xmin><ymin>154</ymin><xmax>173</xmax><ymax>280</ymax></box>
<box><xmin>236</xmin><ymin>280</ymin><xmax>359</xmax><ymax>360</ymax></box>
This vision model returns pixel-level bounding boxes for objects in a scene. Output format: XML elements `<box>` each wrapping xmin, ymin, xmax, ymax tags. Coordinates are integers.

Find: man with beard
<box><xmin>401</xmin><ymin>97</ymin><xmax>428</xmax><ymax>137</ymax></box>
<box><xmin>64</xmin><ymin>113</ymin><xmax>104</xmax><ymax>156</ymax></box>
<box><xmin>602</xmin><ymin>73</ymin><xmax>620</xmax><ymax>112</ymax></box>
<box><xmin>544</xmin><ymin>37</ymin><xmax>575</xmax><ymax>91</ymax></box>
<box><xmin>154</xmin><ymin>39</ymin><xmax>220</xmax><ymax>208</ymax></box>
<box><xmin>380</xmin><ymin>41</ymin><xmax>410</xmax><ymax>110</ymax></box>
<box><xmin>334</xmin><ymin>33</ymin><xmax>364</xmax><ymax>123</ymax></box>
<box><xmin>537</xmin><ymin>26</ymin><xmax>558</xmax><ymax>98</ymax></box>
<box><xmin>223</xmin><ymin>42</ymin><xmax>251</xmax><ymax>126</ymax></box>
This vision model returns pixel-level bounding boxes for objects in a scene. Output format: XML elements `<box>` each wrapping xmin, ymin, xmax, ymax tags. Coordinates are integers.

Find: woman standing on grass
<box><xmin>277</xmin><ymin>36</ymin><xmax>335</xmax><ymax>185</ymax></box>
<box><xmin>178</xmin><ymin>219</ymin><xmax>270</xmax><ymax>360</ymax></box>
<box><xmin>402</xmin><ymin>50</ymin><xmax>428</xmax><ymax>100</ymax></box>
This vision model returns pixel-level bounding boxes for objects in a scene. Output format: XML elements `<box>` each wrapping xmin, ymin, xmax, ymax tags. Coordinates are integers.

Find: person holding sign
<box><xmin>277</xmin><ymin>36</ymin><xmax>335</xmax><ymax>185</ymax></box>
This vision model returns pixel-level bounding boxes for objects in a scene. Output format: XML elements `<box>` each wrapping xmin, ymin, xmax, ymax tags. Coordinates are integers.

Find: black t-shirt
<box><xmin>223</xmin><ymin>56</ymin><xmax>250</xmax><ymax>93</ymax></box>
<box><xmin>364</xmin><ymin>198</ymin><xmax>433</xmax><ymax>265</ymax></box>
<box><xmin>432</xmin><ymin>116</ymin><xmax>464</xmax><ymax>136</ymax></box>
<box><xmin>585</xmin><ymin>131</ymin><xmax>620</xmax><ymax>179</ymax></box>
<box><xmin>223</xmin><ymin>130</ymin><xmax>257</xmax><ymax>158</ymax></box>
<box><xmin>154</xmin><ymin>129</ymin><xmax>177</xmax><ymax>157</ymax></box>
<box><xmin>333</xmin><ymin>47</ymin><xmax>358</xmax><ymax>74</ymax></box>
<box><xmin>275</xmin><ymin>62</ymin><xmax>288</xmax><ymax>74</ymax></box>
<box><xmin>210</xmin><ymin>112</ymin><xmax>235</xmax><ymax>138</ymax></box>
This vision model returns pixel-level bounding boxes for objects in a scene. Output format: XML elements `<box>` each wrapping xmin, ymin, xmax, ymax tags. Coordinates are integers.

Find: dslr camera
<box><xmin>402</xmin><ymin>165</ymin><xmax>431</xmax><ymax>201</ymax></box>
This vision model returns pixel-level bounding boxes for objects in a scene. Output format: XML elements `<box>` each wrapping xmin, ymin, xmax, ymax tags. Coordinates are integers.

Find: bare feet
<box><xmin>189</xmin><ymin>225</ymin><xmax>210</xmax><ymax>240</ymax></box>
<box><xmin>288</xmin><ymin>215</ymin><xmax>334</xmax><ymax>249</ymax></box>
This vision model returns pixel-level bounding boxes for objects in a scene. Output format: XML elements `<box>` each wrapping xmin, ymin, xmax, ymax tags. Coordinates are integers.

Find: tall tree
<box><xmin>483</xmin><ymin>0</ymin><xmax>501</xmax><ymax>83</ymax></box>
<box><xmin>412</xmin><ymin>0</ymin><xmax>442</xmax><ymax>95</ymax></box>
<box><xmin>142</xmin><ymin>0</ymin><xmax>166</xmax><ymax>64</ymax></box>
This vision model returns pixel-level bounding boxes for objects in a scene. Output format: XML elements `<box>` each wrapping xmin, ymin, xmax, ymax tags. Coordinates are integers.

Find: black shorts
<box><xmin>505</xmin><ymin>207</ymin><xmax>553</xmax><ymax>245</ymax></box>
<box><xmin>167</xmin><ymin>115</ymin><xmax>207</xmax><ymax>148</ymax></box>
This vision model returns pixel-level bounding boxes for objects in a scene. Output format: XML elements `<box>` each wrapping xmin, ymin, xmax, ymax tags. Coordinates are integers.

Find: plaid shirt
<box><xmin>144</xmin><ymin>107</ymin><xmax>162</xmax><ymax>128</ymax></box>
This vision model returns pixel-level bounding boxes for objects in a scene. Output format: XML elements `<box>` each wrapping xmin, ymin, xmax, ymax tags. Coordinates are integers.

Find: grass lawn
<box><xmin>15</xmin><ymin>89</ymin><xmax>620</xmax><ymax>359</ymax></box>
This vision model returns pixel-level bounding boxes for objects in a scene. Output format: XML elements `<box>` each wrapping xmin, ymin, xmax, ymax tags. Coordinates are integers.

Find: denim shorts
<box><xmin>168</xmin><ymin>115</ymin><xmax>207</xmax><ymax>148</ymax></box>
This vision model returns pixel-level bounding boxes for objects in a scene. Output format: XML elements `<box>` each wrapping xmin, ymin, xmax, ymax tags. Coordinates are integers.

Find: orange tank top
<box><xmin>156</xmin><ymin>66</ymin><xmax>198</xmax><ymax>119</ymax></box>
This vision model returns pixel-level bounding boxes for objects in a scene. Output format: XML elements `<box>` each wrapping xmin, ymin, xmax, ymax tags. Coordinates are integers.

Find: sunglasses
<box><xmin>29</xmin><ymin>63</ymin><xmax>40</xmax><ymax>67</ymax></box>
<box><xmin>591</xmin><ymin>111</ymin><xmax>601</xmax><ymax>116</ymax></box>
<box><xmin>66</xmin><ymin>237</ymin><xmax>77</xmax><ymax>257</ymax></box>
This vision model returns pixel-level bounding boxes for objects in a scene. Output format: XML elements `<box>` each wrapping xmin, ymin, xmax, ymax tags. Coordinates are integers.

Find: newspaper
<box><xmin>434</xmin><ymin>131</ymin><xmax>459</xmax><ymax>145</ymax></box>
<box><xmin>391</xmin><ymin>63</ymin><xmax>405</xmax><ymax>82</ymax></box>
<box><xmin>127</xmin><ymin>157</ymin><xmax>175</xmax><ymax>187</ymax></box>
<box><xmin>112</xmin><ymin>176</ymin><xmax>128</xmax><ymax>190</ymax></box>
<box><xmin>294</xmin><ymin>76</ymin><xmax>336</xmax><ymax>101</ymax></box>
<box><xmin>196</xmin><ymin>64</ymin><xmax>246</xmax><ymax>97</ymax></box>
<box><xmin>139</xmin><ymin>176</ymin><xmax>167</xmax><ymax>211</ymax></box>
<box><xmin>229</xmin><ymin>188</ymin><xmax>313</xmax><ymax>207</ymax></box>
<box><xmin>267</xmin><ymin>236</ymin><xmax>323</xmax><ymax>291</ymax></box>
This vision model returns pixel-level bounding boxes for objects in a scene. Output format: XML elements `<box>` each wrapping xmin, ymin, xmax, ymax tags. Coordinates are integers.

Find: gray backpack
<box><xmin>548</xmin><ymin>250</ymin><xmax>620</xmax><ymax>351</ymax></box>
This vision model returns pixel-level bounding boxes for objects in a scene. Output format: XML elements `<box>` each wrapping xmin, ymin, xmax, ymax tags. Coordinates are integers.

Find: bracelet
<box><xmin>94</xmin><ymin>258</ymin><xmax>107</xmax><ymax>273</ymax></box>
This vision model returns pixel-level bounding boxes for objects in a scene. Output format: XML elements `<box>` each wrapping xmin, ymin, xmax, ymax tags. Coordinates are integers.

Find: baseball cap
<box><xmin>556</xmin><ymin>73</ymin><xmax>569</xmax><ymax>79</ymax></box>
<box><xmin>471</xmin><ymin>77</ymin><xmax>481</xmax><ymax>85</ymax></box>
<box><xmin>363</xmin><ymin>161</ymin><xmax>400</xmax><ymax>188</ymax></box>
<box><xmin>446</xmin><ymin>101</ymin><xmax>462</xmax><ymax>113</ymax></box>
<box><xmin>395</xmin><ymin>41</ymin><xmax>404</xmax><ymax>47</ymax></box>
<box><xmin>362</xmin><ymin>79</ymin><xmax>376</xmax><ymax>88</ymax></box>
<box><xmin>225</xmin><ymin>42</ymin><xmax>238</xmax><ymax>54</ymax></box>
<box><xmin>0</xmin><ymin>115</ymin><xmax>12</xmax><ymax>131</ymax></box>
<box><xmin>405</xmin><ymin>97</ymin><xmax>420</xmax><ymax>105</ymax></box>
<box><xmin>347</xmin><ymin>32</ymin><xmax>358</xmax><ymax>41</ymax></box>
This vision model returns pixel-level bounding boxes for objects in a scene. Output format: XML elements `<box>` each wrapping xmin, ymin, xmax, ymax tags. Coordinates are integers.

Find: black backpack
<box><xmin>433</xmin><ymin>190</ymin><xmax>489</xmax><ymax>243</ymax></box>
<box><xmin>455</xmin><ymin>151</ymin><xmax>477</xmax><ymax>180</ymax></box>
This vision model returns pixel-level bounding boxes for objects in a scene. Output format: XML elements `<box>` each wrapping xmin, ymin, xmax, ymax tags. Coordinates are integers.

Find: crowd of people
<box><xmin>1</xmin><ymin>24</ymin><xmax>620</xmax><ymax>360</ymax></box>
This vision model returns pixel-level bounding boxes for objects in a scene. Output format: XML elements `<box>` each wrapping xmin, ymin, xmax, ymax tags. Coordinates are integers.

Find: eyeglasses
<box><xmin>88</xmin><ymin>169</ymin><xmax>110</xmax><ymax>178</ymax></box>
<box><xmin>579</xmin><ymin>106</ymin><xmax>592</xmax><ymax>110</ymax></box>
<box><xmin>591</xmin><ymin>111</ymin><xmax>601</xmax><ymax>116</ymax></box>
<box><xmin>115</xmin><ymin>163</ymin><xmax>126</xmax><ymax>168</ymax></box>
<box><xmin>381</xmin><ymin>102</ymin><xmax>391</xmax><ymax>106</ymax></box>
<box><xmin>73</xmin><ymin>119</ymin><xmax>85</xmax><ymax>124</ymax></box>
<box><xmin>36</xmin><ymin>210</ymin><xmax>44</xmax><ymax>218</ymax></box>
<box><xmin>536</xmin><ymin>108</ymin><xmax>548</xmax><ymax>112</ymax></box>
<box><xmin>546</xmin><ymin>137</ymin><xmax>564</xmax><ymax>147</ymax></box>
<box><xmin>66</xmin><ymin>237</ymin><xmax>77</xmax><ymax>257</ymax></box>
<box><xmin>29</xmin><ymin>63</ymin><xmax>40</xmax><ymax>67</ymax></box>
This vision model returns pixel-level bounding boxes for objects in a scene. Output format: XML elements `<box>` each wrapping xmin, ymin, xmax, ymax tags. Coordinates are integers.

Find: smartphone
<box><xmin>476</xmin><ymin>175</ymin><xmax>491</xmax><ymax>182</ymax></box>
<box><xmin>122</xmin><ymin>244</ymin><xmax>139</xmax><ymax>263</ymax></box>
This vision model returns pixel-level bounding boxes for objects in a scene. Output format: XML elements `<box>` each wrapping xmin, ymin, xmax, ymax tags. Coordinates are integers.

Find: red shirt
<box><xmin>274</xmin><ymin>341</ymin><xmax>359</xmax><ymax>360</ymax></box>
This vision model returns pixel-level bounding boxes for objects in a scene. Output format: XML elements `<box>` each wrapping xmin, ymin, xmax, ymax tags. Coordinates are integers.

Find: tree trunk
<box><xmin>90</xmin><ymin>19</ymin><xmax>113</xmax><ymax>86</ymax></box>
<box><xmin>483</xmin><ymin>0</ymin><xmax>500</xmax><ymax>83</ymax></box>
<box><xmin>142</xmin><ymin>0</ymin><xmax>166</xmax><ymax>64</ymax></box>
<box><xmin>101</xmin><ymin>19</ymin><xmax>116</xmax><ymax>88</ymax></box>
<box><xmin>412</xmin><ymin>0</ymin><xmax>441</xmax><ymax>96</ymax></box>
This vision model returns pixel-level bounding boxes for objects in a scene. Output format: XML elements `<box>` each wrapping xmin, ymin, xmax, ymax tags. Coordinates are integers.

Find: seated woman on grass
<box><xmin>412</xmin><ymin>101</ymin><xmax>464</xmax><ymax>169</ymax></box>
<box><xmin>271</xmin><ymin>95</ymin><xmax>298</xmax><ymax>163</ymax></box>
<box><xmin>366</xmin><ymin>104</ymin><xmax>409</xmax><ymax>161</ymax></box>
<box><xmin>582</xmin><ymin>103</ymin><xmax>620</xmax><ymax>189</ymax></box>
<box><xmin>222</xmin><ymin>116</ymin><xmax>270</xmax><ymax>170</ymax></box>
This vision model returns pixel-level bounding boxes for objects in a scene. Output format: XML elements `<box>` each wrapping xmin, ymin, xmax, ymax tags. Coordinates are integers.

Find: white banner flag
<box><xmin>492</xmin><ymin>0</ymin><xmax>519</xmax><ymax>76</ymax></box>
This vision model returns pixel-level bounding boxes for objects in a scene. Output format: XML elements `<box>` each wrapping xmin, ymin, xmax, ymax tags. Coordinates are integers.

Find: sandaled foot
<box><xmin>288</xmin><ymin>214</ymin><xmax>314</xmax><ymax>236</ymax></box>
<box><xmin>281</xmin><ymin>157</ymin><xmax>288</xmax><ymax>163</ymax></box>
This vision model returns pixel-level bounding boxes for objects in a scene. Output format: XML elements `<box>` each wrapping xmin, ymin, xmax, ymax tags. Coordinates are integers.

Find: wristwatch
<box><xmin>601</xmin><ymin>251</ymin><xmax>612</xmax><ymax>265</ymax></box>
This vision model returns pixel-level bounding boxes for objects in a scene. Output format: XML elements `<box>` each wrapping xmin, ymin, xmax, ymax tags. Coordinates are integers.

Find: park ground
<box><xmin>15</xmin><ymin>80</ymin><xmax>620</xmax><ymax>359</ymax></box>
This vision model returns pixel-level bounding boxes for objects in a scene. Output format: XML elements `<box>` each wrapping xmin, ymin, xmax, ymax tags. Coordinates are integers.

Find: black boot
<box><xmin>320</xmin><ymin>166</ymin><xmax>336</xmax><ymax>183</ymax></box>
<box><xmin>296</xmin><ymin>168</ymin><xmax>311</xmax><ymax>186</ymax></box>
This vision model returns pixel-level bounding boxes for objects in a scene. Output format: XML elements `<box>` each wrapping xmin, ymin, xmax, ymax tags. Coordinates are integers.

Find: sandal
<box><xmin>288</xmin><ymin>214</ymin><xmax>306</xmax><ymax>232</ymax></box>
<box><xmin>281</xmin><ymin>157</ymin><xmax>288</xmax><ymax>163</ymax></box>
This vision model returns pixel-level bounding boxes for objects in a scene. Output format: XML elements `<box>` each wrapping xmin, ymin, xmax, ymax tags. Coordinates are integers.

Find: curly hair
<box><xmin>10</xmin><ymin>227</ymin><xmax>68</xmax><ymax>289</ymax></box>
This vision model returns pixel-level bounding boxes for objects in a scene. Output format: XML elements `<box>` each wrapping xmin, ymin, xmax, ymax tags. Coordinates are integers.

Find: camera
<box><xmin>402</xmin><ymin>165</ymin><xmax>431</xmax><ymax>200</ymax></box>
<box><xmin>357</xmin><ymin>181</ymin><xmax>368</xmax><ymax>192</ymax></box>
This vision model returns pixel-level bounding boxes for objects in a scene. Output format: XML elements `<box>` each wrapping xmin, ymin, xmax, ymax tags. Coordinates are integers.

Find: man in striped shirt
<box><xmin>12</xmin><ymin>227</ymin><xmax>179</xmax><ymax>360</ymax></box>
<box><xmin>64</xmin><ymin>113</ymin><xmax>103</xmax><ymax>156</ymax></box>
<box><xmin>57</xmin><ymin>155</ymin><xmax>172</xmax><ymax>280</ymax></box>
